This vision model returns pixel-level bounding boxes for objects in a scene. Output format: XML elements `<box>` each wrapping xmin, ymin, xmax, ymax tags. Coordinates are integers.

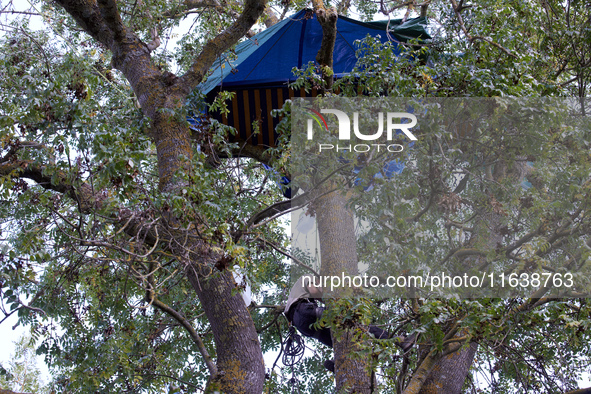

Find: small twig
<box><xmin>146</xmin><ymin>287</ymin><xmax>218</xmax><ymax>378</ymax></box>
<box><xmin>255</xmin><ymin>236</ymin><xmax>320</xmax><ymax>277</ymax></box>
<box><xmin>0</xmin><ymin>10</ymin><xmax>40</xmax><ymax>16</ymax></box>
<box><xmin>257</xmin><ymin>310</ymin><xmax>282</xmax><ymax>333</ymax></box>
<box><xmin>449</xmin><ymin>0</ymin><xmax>515</xmax><ymax>58</ymax></box>
<box><xmin>406</xmin><ymin>192</ymin><xmax>435</xmax><ymax>223</ymax></box>
<box><xmin>18</xmin><ymin>300</ymin><xmax>46</xmax><ymax>316</ymax></box>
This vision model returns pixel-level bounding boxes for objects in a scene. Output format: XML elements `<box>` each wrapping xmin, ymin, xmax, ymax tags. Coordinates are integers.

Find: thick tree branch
<box><xmin>263</xmin><ymin>6</ymin><xmax>279</xmax><ymax>27</ymax></box>
<box><xmin>54</xmin><ymin>0</ymin><xmax>115</xmax><ymax>47</ymax></box>
<box><xmin>97</xmin><ymin>0</ymin><xmax>126</xmax><ymax>40</ymax></box>
<box><xmin>245</xmin><ymin>191</ymin><xmax>311</xmax><ymax>227</ymax></box>
<box><xmin>2</xmin><ymin>161</ymin><xmax>260</xmax><ymax>390</ymax></box>
<box><xmin>402</xmin><ymin>348</ymin><xmax>440</xmax><ymax>394</ymax></box>
<box><xmin>403</xmin><ymin>337</ymin><xmax>471</xmax><ymax>394</ymax></box>
<box><xmin>0</xmin><ymin>160</ymin><xmax>110</xmax><ymax>215</ymax></box>
<box><xmin>54</xmin><ymin>0</ymin><xmax>164</xmax><ymax>121</ymax></box>
<box><xmin>244</xmin><ymin>161</ymin><xmax>351</xmax><ymax>231</ymax></box>
<box><xmin>0</xmin><ymin>157</ymin><xmax>162</xmax><ymax>247</ymax></box>
<box><xmin>311</xmin><ymin>0</ymin><xmax>338</xmax><ymax>90</ymax></box>
<box><xmin>146</xmin><ymin>27</ymin><xmax>161</xmax><ymax>51</ymax></box>
<box><xmin>420</xmin><ymin>2</ymin><xmax>429</xmax><ymax>17</ymax></box>
<box><xmin>9</xmin><ymin>159</ymin><xmax>249</xmax><ymax>386</ymax></box>
<box><xmin>0</xmin><ymin>161</ymin><xmax>65</xmax><ymax>193</ymax></box>
<box><xmin>178</xmin><ymin>0</ymin><xmax>267</xmax><ymax>93</ymax></box>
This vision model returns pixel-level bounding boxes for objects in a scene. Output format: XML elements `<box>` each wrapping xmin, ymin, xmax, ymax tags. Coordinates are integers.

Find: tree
<box><xmin>1</xmin><ymin>0</ymin><xmax>273</xmax><ymax>392</ymax></box>
<box><xmin>0</xmin><ymin>0</ymin><xmax>590</xmax><ymax>393</ymax></box>
<box><xmin>0</xmin><ymin>334</ymin><xmax>48</xmax><ymax>394</ymax></box>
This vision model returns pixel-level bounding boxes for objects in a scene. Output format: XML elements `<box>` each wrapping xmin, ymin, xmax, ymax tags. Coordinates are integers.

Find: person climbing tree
<box><xmin>284</xmin><ymin>276</ymin><xmax>415</xmax><ymax>371</ymax></box>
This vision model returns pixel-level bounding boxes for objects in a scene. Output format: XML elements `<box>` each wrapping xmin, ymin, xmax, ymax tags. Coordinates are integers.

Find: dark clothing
<box><xmin>284</xmin><ymin>276</ymin><xmax>392</xmax><ymax>349</ymax></box>
<box><xmin>292</xmin><ymin>301</ymin><xmax>333</xmax><ymax>347</ymax></box>
<box><xmin>288</xmin><ymin>300</ymin><xmax>389</xmax><ymax>348</ymax></box>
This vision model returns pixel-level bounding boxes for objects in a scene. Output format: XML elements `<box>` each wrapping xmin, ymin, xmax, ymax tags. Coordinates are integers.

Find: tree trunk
<box><xmin>417</xmin><ymin>342</ymin><xmax>477</xmax><ymax>394</ymax></box>
<box><xmin>187</xmin><ymin>268</ymin><xmax>265</xmax><ymax>393</ymax></box>
<box><xmin>315</xmin><ymin>184</ymin><xmax>374</xmax><ymax>393</ymax></box>
<box><xmin>149</xmin><ymin>111</ymin><xmax>266</xmax><ymax>393</ymax></box>
<box><xmin>312</xmin><ymin>2</ymin><xmax>338</xmax><ymax>90</ymax></box>
<box><xmin>146</xmin><ymin>113</ymin><xmax>267</xmax><ymax>392</ymax></box>
<box><xmin>30</xmin><ymin>0</ymin><xmax>267</xmax><ymax>392</ymax></box>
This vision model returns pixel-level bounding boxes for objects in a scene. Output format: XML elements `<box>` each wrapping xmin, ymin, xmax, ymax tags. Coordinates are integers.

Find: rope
<box><xmin>281</xmin><ymin>326</ymin><xmax>305</xmax><ymax>394</ymax></box>
<box><xmin>282</xmin><ymin>326</ymin><xmax>305</xmax><ymax>367</ymax></box>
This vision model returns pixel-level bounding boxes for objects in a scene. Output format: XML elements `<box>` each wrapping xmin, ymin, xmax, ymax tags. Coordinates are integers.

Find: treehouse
<box><xmin>193</xmin><ymin>9</ymin><xmax>430</xmax><ymax>148</ymax></box>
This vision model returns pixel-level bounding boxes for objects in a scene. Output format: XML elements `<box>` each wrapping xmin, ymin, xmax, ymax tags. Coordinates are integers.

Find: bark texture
<box><xmin>315</xmin><ymin>184</ymin><xmax>374</xmax><ymax>393</ymax></box>
<box><xmin>309</xmin><ymin>3</ymin><xmax>376</xmax><ymax>390</ymax></box>
<box><xmin>187</xmin><ymin>269</ymin><xmax>265</xmax><ymax>393</ymax></box>
<box><xmin>312</xmin><ymin>1</ymin><xmax>338</xmax><ymax>90</ymax></box>
<box><xmin>417</xmin><ymin>343</ymin><xmax>477</xmax><ymax>394</ymax></box>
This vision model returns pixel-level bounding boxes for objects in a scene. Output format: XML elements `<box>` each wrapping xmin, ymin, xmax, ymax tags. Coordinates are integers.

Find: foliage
<box><xmin>0</xmin><ymin>0</ymin><xmax>590</xmax><ymax>393</ymax></box>
<box><xmin>0</xmin><ymin>8</ymin><xmax>287</xmax><ymax>392</ymax></box>
<box><xmin>287</xmin><ymin>1</ymin><xmax>591</xmax><ymax>392</ymax></box>
<box><xmin>0</xmin><ymin>334</ymin><xmax>49</xmax><ymax>394</ymax></box>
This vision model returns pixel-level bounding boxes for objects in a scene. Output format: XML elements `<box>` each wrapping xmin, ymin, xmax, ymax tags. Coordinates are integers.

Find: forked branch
<box><xmin>449</xmin><ymin>0</ymin><xmax>516</xmax><ymax>58</ymax></box>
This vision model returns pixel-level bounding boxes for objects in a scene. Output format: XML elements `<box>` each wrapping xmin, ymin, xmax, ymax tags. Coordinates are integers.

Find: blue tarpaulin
<box><xmin>201</xmin><ymin>10</ymin><xmax>430</xmax><ymax>94</ymax></box>
<box><xmin>198</xmin><ymin>10</ymin><xmax>430</xmax><ymax>148</ymax></box>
